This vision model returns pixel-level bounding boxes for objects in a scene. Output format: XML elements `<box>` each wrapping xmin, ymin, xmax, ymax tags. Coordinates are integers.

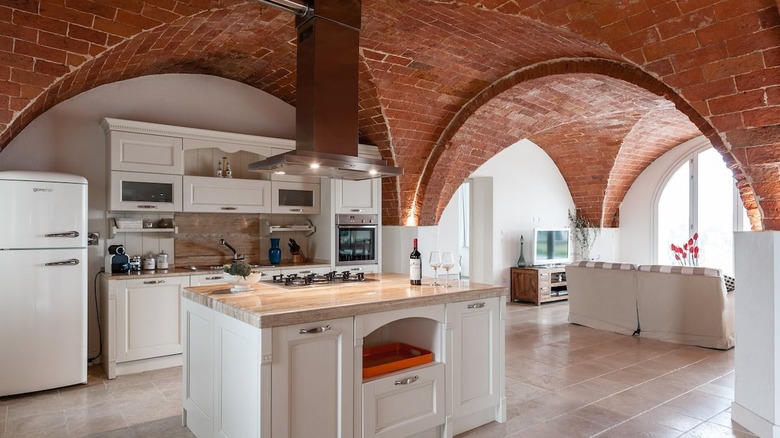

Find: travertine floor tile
<box><xmin>0</xmin><ymin>301</ymin><xmax>749</xmax><ymax>438</ymax></box>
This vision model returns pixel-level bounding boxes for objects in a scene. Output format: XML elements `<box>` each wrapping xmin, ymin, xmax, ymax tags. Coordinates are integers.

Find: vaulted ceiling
<box><xmin>1</xmin><ymin>0</ymin><xmax>778</xmax><ymax>228</ymax></box>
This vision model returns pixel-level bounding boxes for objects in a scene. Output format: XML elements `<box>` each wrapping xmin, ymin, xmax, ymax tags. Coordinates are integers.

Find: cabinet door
<box><xmin>362</xmin><ymin>363</ymin><xmax>445</xmax><ymax>438</ymax></box>
<box><xmin>447</xmin><ymin>298</ymin><xmax>501</xmax><ymax>429</ymax></box>
<box><xmin>272</xmin><ymin>317</ymin><xmax>353</xmax><ymax>438</ymax></box>
<box><xmin>109</xmin><ymin>171</ymin><xmax>182</xmax><ymax>212</ymax></box>
<box><xmin>115</xmin><ymin>276</ymin><xmax>187</xmax><ymax>362</ymax></box>
<box><xmin>272</xmin><ymin>181</ymin><xmax>320</xmax><ymax>214</ymax></box>
<box><xmin>110</xmin><ymin>131</ymin><xmax>183</xmax><ymax>174</ymax></box>
<box><xmin>183</xmin><ymin>176</ymin><xmax>271</xmax><ymax>213</ymax></box>
<box><xmin>334</xmin><ymin>179</ymin><xmax>379</xmax><ymax>214</ymax></box>
<box><xmin>182</xmin><ymin>299</ymin><xmax>214</xmax><ymax>438</ymax></box>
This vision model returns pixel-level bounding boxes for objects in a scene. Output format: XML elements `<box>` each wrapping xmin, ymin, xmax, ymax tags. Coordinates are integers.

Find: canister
<box><xmin>142</xmin><ymin>254</ymin><xmax>156</xmax><ymax>270</ymax></box>
<box><xmin>129</xmin><ymin>255</ymin><xmax>141</xmax><ymax>271</ymax></box>
<box><xmin>156</xmin><ymin>250</ymin><xmax>169</xmax><ymax>269</ymax></box>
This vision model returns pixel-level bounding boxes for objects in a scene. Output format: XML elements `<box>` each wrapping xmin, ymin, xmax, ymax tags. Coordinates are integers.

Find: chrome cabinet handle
<box><xmin>45</xmin><ymin>258</ymin><xmax>80</xmax><ymax>266</ymax></box>
<box><xmin>289</xmin><ymin>208</ymin><xmax>303</xmax><ymax>212</ymax></box>
<box><xmin>45</xmin><ymin>231</ymin><xmax>80</xmax><ymax>238</ymax></box>
<box><xmin>299</xmin><ymin>270</ymin><xmax>312</xmax><ymax>274</ymax></box>
<box><xmin>136</xmin><ymin>205</ymin><xmax>158</xmax><ymax>209</ymax></box>
<box><xmin>143</xmin><ymin>280</ymin><xmax>165</xmax><ymax>285</ymax></box>
<box><xmin>350</xmin><ymin>208</ymin><xmax>363</xmax><ymax>212</ymax></box>
<box><xmin>205</xmin><ymin>276</ymin><xmax>224</xmax><ymax>280</ymax></box>
<box><xmin>394</xmin><ymin>375</ymin><xmax>419</xmax><ymax>385</ymax></box>
<box><xmin>221</xmin><ymin>207</ymin><xmax>237</xmax><ymax>211</ymax></box>
<box><xmin>467</xmin><ymin>302</ymin><xmax>485</xmax><ymax>309</ymax></box>
<box><xmin>299</xmin><ymin>324</ymin><xmax>331</xmax><ymax>334</ymax></box>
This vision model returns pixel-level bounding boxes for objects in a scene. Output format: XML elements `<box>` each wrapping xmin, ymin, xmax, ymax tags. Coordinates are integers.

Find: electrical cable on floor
<box><xmin>88</xmin><ymin>268</ymin><xmax>104</xmax><ymax>363</ymax></box>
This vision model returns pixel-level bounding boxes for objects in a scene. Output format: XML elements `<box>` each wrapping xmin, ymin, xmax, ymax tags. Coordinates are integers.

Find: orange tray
<box><xmin>362</xmin><ymin>342</ymin><xmax>434</xmax><ymax>378</ymax></box>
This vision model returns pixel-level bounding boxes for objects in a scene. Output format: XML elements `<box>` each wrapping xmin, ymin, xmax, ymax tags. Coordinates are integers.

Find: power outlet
<box><xmin>87</xmin><ymin>232</ymin><xmax>100</xmax><ymax>246</ymax></box>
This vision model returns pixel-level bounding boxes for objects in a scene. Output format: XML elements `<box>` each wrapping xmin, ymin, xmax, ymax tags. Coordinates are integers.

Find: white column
<box><xmin>733</xmin><ymin>231</ymin><xmax>780</xmax><ymax>437</ymax></box>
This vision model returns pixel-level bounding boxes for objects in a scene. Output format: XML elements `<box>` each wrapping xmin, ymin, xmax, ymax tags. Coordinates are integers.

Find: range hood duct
<box><xmin>249</xmin><ymin>0</ymin><xmax>403</xmax><ymax>180</ymax></box>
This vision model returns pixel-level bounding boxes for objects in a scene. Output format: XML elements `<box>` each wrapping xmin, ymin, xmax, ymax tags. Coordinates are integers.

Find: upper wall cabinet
<box><xmin>102</xmin><ymin>118</ymin><xmax>298</xmax><ymax>213</ymax></box>
<box><xmin>108</xmin><ymin>131</ymin><xmax>183</xmax><ymax>175</ymax></box>
<box><xmin>334</xmin><ymin>179</ymin><xmax>380</xmax><ymax>215</ymax></box>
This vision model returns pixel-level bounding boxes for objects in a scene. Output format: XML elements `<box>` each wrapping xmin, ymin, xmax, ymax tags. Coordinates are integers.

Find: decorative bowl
<box><xmin>225</xmin><ymin>272</ymin><xmax>263</xmax><ymax>292</ymax></box>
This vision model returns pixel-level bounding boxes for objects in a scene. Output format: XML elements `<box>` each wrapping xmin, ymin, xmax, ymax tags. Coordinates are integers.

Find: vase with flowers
<box><xmin>223</xmin><ymin>260</ymin><xmax>263</xmax><ymax>292</ymax></box>
<box><xmin>670</xmin><ymin>232</ymin><xmax>700</xmax><ymax>266</ymax></box>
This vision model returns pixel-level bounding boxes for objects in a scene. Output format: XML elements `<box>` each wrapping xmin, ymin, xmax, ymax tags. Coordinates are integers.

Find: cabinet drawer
<box><xmin>189</xmin><ymin>273</ymin><xmax>229</xmax><ymax>286</ymax></box>
<box><xmin>362</xmin><ymin>363</ymin><xmax>445</xmax><ymax>438</ymax></box>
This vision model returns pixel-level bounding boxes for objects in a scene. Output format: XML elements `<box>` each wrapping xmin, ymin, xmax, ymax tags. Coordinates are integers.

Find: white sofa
<box><xmin>565</xmin><ymin>261</ymin><xmax>735</xmax><ymax>349</ymax></box>
<box><xmin>566</xmin><ymin>261</ymin><xmax>639</xmax><ymax>336</ymax></box>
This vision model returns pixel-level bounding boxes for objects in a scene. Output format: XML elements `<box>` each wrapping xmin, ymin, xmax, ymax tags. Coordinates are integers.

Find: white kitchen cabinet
<box><xmin>272</xmin><ymin>317</ymin><xmax>354</xmax><ymax>438</ymax></box>
<box><xmin>108</xmin><ymin>130</ymin><xmax>183</xmax><ymax>174</ymax></box>
<box><xmin>101</xmin><ymin>275</ymin><xmax>187</xmax><ymax>379</ymax></box>
<box><xmin>338</xmin><ymin>264</ymin><xmax>378</xmax><ymax>275</ymax></box>
<box><xmin>182</xmin><ymin>299</ymin><xmax>271</xmax><ymax>438</ymax></box>
<box><xmin>280</xmin><ymin>265</ymin><xmax>332</xmax><ymax>277</ymax></box>
<box><xmin>334</xmin><ymin>179</ymin><xmax>380</xmax><ymax>214</ymax></box>
<box><xmin>109</xmin><ymin>171</ymin><xmax>183</xmax><ymax>212</ymax></box>
<box><xmin>183</xmin><ymin>175</ymin><xmax>271</xmax><ymax>213</ymax></box>
<box><xmin>447</xmin><ymin>297</ymin><xmax>505</xmax><ymax>435</ymax></box>
<box><xmin>362</xmin><ymin>363</ymin><xmax>445</xmax><ymax>438</ymax></box>
<box><xmin>272</xmin><ymin>181</ymin><xmax>320</xmax><ymax>214</ymax></box>
<box><xmin>189</xmin><ymin>273</ymin><xmax>229</xmax><ymax>286</ymax></box>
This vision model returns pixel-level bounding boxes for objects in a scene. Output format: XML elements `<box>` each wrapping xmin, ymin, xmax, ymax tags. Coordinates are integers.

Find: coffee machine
<box><xmin>105</xmin><ymin>244</ymin><xmax>130</xmax><ymax>274</ymax></box>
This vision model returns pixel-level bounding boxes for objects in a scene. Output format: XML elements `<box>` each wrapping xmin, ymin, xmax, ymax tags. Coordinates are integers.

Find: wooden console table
<box><xmin>510</xmin><ymin>266</ymin><xmax>568</xmax><ymax>305</ymax></box>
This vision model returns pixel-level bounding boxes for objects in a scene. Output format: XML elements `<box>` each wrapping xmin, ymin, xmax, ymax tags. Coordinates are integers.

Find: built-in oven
<box><xmin>335</xmin><ymin>214</ymin><xmax>378</xmax><ymax>266</ymax></box>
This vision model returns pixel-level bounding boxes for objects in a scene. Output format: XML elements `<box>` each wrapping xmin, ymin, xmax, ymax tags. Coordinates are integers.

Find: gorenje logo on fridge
<box><xmin>32</xmin><ymin>188</ymin><xmax>54</xmax><ymax>192</ymax></box>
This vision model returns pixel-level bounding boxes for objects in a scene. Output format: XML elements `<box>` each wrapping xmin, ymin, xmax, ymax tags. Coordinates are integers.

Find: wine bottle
<box><xmin>410</xmin><ymin>238</ymin><xmax>422</xmax><ymax>285</ymax></box>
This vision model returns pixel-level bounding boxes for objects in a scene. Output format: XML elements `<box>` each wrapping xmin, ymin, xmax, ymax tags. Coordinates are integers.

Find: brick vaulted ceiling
<box><xmin>1</xmin><ymin>1</ymin><xmax>779</xmax><ymax>229</ymax></box>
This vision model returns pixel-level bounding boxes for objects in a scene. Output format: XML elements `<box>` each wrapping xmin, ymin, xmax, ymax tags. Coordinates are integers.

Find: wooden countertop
<box><xmin>183</xmin><ymin>273</ymin><xmax>507</xmax><ymax>328</ymax></box>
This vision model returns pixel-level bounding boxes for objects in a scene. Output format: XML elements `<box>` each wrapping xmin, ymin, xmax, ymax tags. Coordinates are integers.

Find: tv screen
<box><xmin>533</xmin><ymin>228</ymin><xmax>571</xmax><ymax>266</ymax></box>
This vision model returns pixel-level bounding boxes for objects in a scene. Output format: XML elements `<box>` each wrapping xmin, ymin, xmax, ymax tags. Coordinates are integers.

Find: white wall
<box><xmin>619</xmin><ymin>136</ymin><xmax>710</xmax><ymax>264</ymax></box>
<box><xmin>0</xmin><ymin>73</ymin><xmax>296</xmax><ymax>360</ymax></box>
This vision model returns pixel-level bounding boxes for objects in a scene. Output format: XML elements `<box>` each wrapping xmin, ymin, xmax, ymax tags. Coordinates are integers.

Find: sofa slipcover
<box><xmin>636</xmin><ymin>265</ymin><xmax>735</xmax><ymax>350</ymax></box>
<box><xmin>566</xmin><ymin>261</ymin><xmax>639</xmax><ymax>336</ymax></box>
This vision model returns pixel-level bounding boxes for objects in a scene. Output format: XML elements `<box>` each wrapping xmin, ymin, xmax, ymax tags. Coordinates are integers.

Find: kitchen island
<box><xmin>181</xmin><ymin>273</ymin><xmax>506</xmax><ymax>438</ymax></box>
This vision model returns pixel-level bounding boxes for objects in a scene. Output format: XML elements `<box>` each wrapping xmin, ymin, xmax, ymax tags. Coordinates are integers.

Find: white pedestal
<box><xmin>733</xmin><ymin>231</ymin><xmax>780</xmax><ymax>437</ymax></box>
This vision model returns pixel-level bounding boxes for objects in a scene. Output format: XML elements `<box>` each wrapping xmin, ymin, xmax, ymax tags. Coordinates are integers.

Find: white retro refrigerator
<box><xmin>0</xmin><ymin>171</ymin><xmax>88</xmax><ymax>396</ymax></box>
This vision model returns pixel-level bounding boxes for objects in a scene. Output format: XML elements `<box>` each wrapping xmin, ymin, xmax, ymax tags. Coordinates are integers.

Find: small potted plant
<box><xmin>223</xmin><ymin>260</ymin><xmax>263</xmax><ymax>292</ymax></box>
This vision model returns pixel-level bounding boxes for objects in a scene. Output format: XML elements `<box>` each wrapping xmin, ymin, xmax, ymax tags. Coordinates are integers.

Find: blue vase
<box><xmin>269</xmin><ymin>238</ymin><xmax>282</xmax><ymax>265</ymax></box>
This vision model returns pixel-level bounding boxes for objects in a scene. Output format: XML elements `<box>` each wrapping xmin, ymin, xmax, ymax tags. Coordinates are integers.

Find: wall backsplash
<box><xmin>174</xmin><ymin>213</ymin><xmax>315</xmax><ymax>267</ymax></box>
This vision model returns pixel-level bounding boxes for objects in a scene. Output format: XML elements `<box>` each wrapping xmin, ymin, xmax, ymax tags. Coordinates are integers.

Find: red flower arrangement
<box><xmin>670</xmin><ymin>232</ymin><xmax>699</xmax><ymax>266</ymax></box>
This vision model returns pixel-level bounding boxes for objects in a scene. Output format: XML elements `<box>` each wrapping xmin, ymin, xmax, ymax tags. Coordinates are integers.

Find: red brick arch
<box><xmin>413</xmin><ymin>58</ymin><xmax>754</xmax><ymax>228</ymax></box>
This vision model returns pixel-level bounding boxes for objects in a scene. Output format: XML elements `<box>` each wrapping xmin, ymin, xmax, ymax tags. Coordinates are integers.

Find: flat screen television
<box><xmin>532</xmin><ymin>228</ymin><xmax>571</xmax><ymax>266</ymax></box>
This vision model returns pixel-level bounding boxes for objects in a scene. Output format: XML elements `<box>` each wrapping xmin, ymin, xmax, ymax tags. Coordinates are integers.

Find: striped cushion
<box><xmin>637</xmin><ymin>264</ymin><xmax>722</xmax><ymax>278</ymax></box>
<box><xmin>568</xmin><ymin>261</ymin><xmax>636</xmax><ymax>271</ymax></box>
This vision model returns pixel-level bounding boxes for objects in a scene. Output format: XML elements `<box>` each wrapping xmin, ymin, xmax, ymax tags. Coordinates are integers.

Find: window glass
<box><xmin>697</xmin><ymin>148</ymin><xmax>735</xmax><ymax>275</ymax></box>
<box><xmin>657</xmin><ymin>161</ymin><xmax>690</xmax><ymax>265</ymax></box>
<box><xmin>656</xmin><ymin>147</ymin><xmax>748</xmax><ymax>275</ymax></box>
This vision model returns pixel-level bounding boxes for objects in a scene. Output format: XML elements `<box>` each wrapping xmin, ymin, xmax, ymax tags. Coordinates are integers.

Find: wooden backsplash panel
<box><xmin>174</xmin><ymin>213</ymin><xmax>262</xmax><ymax>266</ymax></box>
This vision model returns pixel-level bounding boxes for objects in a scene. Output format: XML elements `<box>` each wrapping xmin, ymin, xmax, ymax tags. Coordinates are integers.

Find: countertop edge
<box><xmin>182</xmin><ymin>277</ymin><xmax>507</xmax><ymax>329</ymax></box>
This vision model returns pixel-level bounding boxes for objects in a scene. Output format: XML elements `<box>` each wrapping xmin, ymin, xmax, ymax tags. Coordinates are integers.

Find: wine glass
<box><xmin>429</xmin><ymin>251</ymin><xmax>442</xmax><ymax>286</ymax></box>
<box><xmin>440</xmin><ymin>252</ymin><xmax>454</xmax><ymax>288</ymax></box>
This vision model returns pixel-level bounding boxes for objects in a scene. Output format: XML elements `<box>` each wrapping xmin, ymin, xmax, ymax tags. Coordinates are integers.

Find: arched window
<box><xmin>655</xmin><ymin>147</ymin><xmax>749</xmax><ymax>276</ymax></box>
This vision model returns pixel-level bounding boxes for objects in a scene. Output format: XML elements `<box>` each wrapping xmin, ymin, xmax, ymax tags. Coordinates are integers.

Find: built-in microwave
<box><xmin>109</xmin><ymin>171</ymin><xmax>182</xmax><ymax>212</ymax></box>
<box><xmin>335</xmin><ymin>214</ymin><xmax>378</xmax><ymax>266</ymax></box>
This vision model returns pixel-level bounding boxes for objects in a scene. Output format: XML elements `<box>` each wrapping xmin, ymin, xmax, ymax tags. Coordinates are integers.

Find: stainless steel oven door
<box><xmin>335</xmin><ymin>223</ymin><xmax>378</xmax><ymax>266</ymax></box>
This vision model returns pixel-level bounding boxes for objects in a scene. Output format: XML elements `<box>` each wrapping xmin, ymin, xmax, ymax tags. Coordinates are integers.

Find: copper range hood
<box><xmin>248</xmin><ymin>0</ymin><xmax>403</xmax><ymax>180</ymax></box>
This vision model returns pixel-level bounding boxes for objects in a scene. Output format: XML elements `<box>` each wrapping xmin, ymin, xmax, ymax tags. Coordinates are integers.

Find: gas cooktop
<box><xmin>263</xmin><ymin>270</ymin><xmax>377</xmax><ymax>288</ymax></box>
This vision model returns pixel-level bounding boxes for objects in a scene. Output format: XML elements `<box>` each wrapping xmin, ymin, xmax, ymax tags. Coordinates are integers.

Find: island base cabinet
<box><xmin>181</xmin><ymin>299</ymin><xmax>268</xmax><ymax>438</ymax></box>
<box><xmin>362</xmin><ymin>363</ymin><xmax>445</xmax><ymax>438</ymax></box>
<box><xmin>447</xmin><ymin>297</ymin><xmax>505</xmax><ymax>435</ymax></box>
<box><xmin>272</xmin><ymin>318</ymin><xmax>353</xmax><ymax>438</ymax></box>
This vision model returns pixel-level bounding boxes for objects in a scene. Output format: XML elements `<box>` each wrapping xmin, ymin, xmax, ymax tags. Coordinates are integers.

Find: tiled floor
<box><xmin>0</xmin><ymin>301</ymin><xmax>753</xmax><ymax>437</ymax></box>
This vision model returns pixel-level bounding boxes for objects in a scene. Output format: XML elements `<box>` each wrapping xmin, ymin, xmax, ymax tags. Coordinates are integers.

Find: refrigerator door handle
<box><xmin>44</xmin><ymin>231</ymin><xmax>80</xmax><ymax>238</ymax></box>
<box><xmin>45</xmin><ymin>258</ymin><xmax>80</xmax><ymax>267</ymax></box>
